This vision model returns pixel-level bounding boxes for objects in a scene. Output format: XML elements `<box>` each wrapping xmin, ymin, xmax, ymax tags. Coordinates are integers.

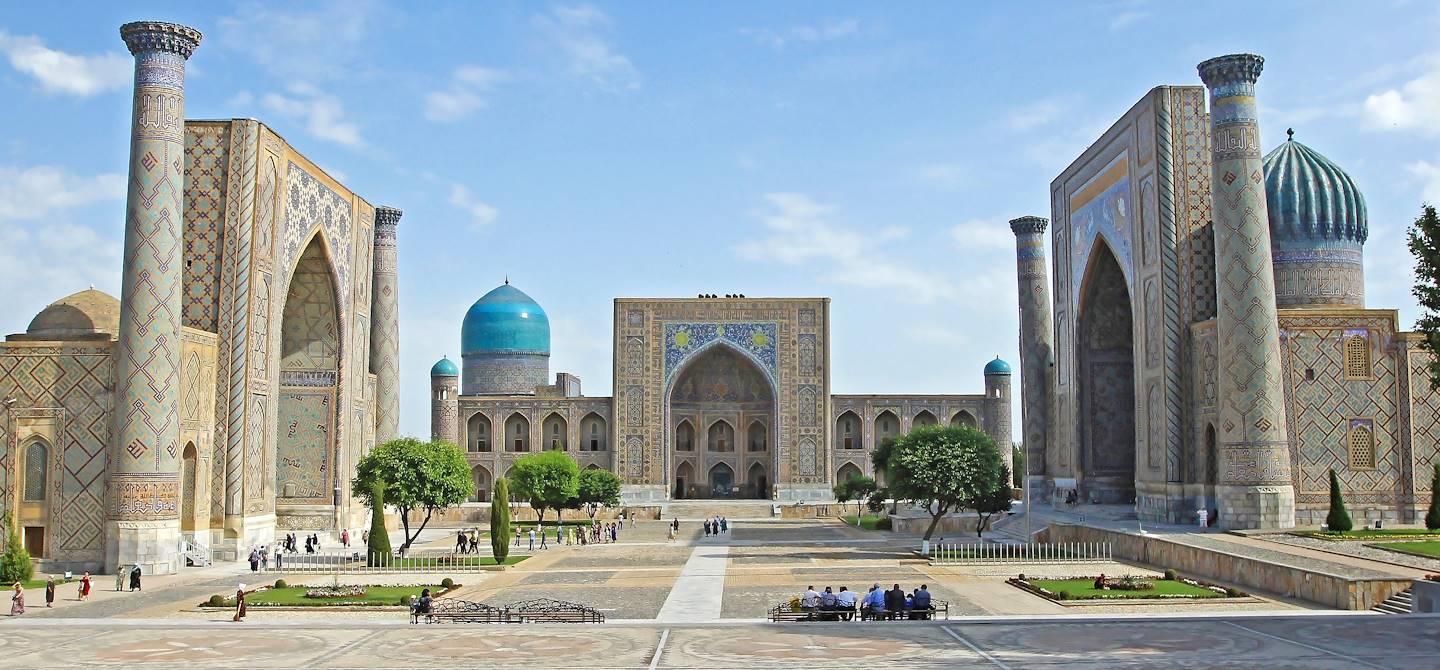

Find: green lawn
<box><xmin>1368</xmin><ymin>540</ymin><xmax>1440</xmax><ymax>559</ymax></box>
<box><xmin>20</xmin><ymin>577</ymin><xmax>75</xmax><ymax>591</ymax></box>
<box><xmin>1293</xmin><ymin>529</ymin><xmax>1440</xmax><ymax>541</ymax></box>
<box><xmin>388</xmin><ymin>555</ymin><xmax>527</xmax><ymax>567</ymax></box>
<box><xmin>841</xmin><ymin>514</ymin><xmax>885</xmax><ymax>530</ymax></box>
<box><xmin>1028</xmin><ymin>578</ymin><xmax>1226</xmax><ymax>600</ymax></box>
<box><xmin>206</xmin><ymin>584</ymin><xmax>448</xmax><ymax>607</ymax></box>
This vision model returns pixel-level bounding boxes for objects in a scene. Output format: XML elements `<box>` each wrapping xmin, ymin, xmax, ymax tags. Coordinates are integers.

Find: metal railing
<box><xmin>929</xmin><ymin>541</ymin><xmax>1113</xmax><ymax>565</ymax></box>
<box><xmin>270</xmin><ymin>551</ymin><xmax>505</xmax><ymax>574</ymax></box>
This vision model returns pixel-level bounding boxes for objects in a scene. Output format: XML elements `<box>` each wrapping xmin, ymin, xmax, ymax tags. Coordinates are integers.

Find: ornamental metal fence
<box><xmin>928</xmin><ymin>541</ymin><xmax>1113</xmax><ymax>565</ymax></box>
<box><xmin>267</xmin><ymin>550</ymin><xmax>506</xmax><ymax>574</ymax></box>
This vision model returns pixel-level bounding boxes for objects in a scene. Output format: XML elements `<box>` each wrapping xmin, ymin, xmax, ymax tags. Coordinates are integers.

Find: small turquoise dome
<box><xmin>461</xmin><ymin>283</ymin><xmax>550</xmax><ymax>355</ymax></box>
<box><xmin>984</xmin><ymin>357</ymin><xmax>1012</xmax><ymax>375</ymax></box>
<box><xmin>430</xmin><ymin>356</ymin><xmax>459</xmax><ymax>377</ymax></box>
<box><xmin>1263</xmin><ymin>132</ymin><xmax>1368</xmax><ymax>245</ymax></box>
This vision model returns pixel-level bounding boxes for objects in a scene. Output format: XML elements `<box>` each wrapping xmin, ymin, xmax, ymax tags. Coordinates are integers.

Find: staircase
<box><xmin>1372</xmin><ymin>588</ymin><xmax>1413</xmax><ymax>614</ymax></box>
<box><xmin>179</xmin><ymin>535</ymin><xmax>212</xmax><ymax>567</ymax></box>
<box><xmin>660</xmin><ymin>500</ymin><xmax>777</xmax><ymax>520</ymax></box>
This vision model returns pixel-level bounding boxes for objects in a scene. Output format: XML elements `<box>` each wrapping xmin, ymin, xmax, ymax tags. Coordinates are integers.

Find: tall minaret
<box><xmin>430</xmin><ymin>357</ymin><xmax>460</xmax><ymax>445</ymax></box>
<box><xmin>370</xmin><ymin>205</ymin><xmax>403</xmax><ymax>444</ymax></box>
<box><xmin>108</xmin><ymin>21</ymin><xmax>203</xmax><ymax>575</ymax></box>
<box><xmin>1010</xmin><ymin>215</ymin><xmax>1053</xmax><ymax>499</ymax></box>
<box><xmin>1198</xmin><ymin>54</ymin><xmax>1295</xmax><ymax>529</ymax></box>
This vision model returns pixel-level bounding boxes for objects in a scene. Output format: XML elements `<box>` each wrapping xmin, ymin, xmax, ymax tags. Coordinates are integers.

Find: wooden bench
<box><xmin>767</xmin><ymin>603</ymin><xmax>860</xmax><ymax>622</ymax></box>
<box><xmin>424</xmin><ymin>598</ymin><xmax>508</xmax><ymax>623</ymax></box>
<box><xmin>424</xmin><ymin>597</ymin><xmax>604</xmax><ymax>624</ymax></box>
<box><xmin>859</xmin><ymin>600</ymin><xmax>949</xmax><ymax>621</ymax></box>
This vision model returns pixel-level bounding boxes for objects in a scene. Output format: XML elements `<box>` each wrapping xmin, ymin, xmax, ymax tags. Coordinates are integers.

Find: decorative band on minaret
<box><xmin>1197</xmin><ymin>54</ymin><xmax>1295</xmax><ymax>529</ymax></box>
<box><xmin>109</xmin><ymin>21</ymin><xmax>202</xmax><ymax>573</ymax></box>
<box><xmin>1010</xmin><ymin>215</ymin><xmax>1053</xmax><ymax>498</ymax></box>
<box><xmin>370</xmin><ymin>205</ymin><xmax>402</xmax><ymax>444</ymax></box>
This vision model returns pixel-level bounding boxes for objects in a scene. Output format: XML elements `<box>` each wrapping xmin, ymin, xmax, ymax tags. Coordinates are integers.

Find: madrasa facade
<box><xmin>1013</xmin><ymin>53</ymin><xmax>1440</xmax><ymax>529</ymax></box>
<box><xmin>0</xmin><ymin>22</ymin><xmax>403</xmax><ymax>575</ymax></box>
<box><xmin>430</xmin><ymin>287</ymin><xmax>1012</xmax><ymax>504</ymax></box>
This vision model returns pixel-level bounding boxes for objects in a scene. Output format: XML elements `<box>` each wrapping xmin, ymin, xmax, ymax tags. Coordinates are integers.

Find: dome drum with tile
<box><xmin>460</xmin><ymin>283</ymin><xmax>551</xmax><ymax>395</ymax></box>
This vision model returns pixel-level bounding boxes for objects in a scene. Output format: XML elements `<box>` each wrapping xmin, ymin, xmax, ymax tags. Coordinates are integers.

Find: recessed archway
<box><xmin>835</xmin><ymin>410</ymin><xmax>861</xmax><ymax>450</ymax></box>
<box><xmin>466</xmin><ymin>412</ymin><xmax>492</xmax><ymax>452</ymax></box>
<box><xmin>542</xmin><ymin>412</ymin><xmax>567</xmax><ymax>451</ymax></box>
<box><xmin>875</xmin><ymin>410</ymin><xmax>899</xmax><ymax>446</ymax></box>
<box><xmin>580</xmin><ymin>412</ymin><xmax>607</xmax><ymax>451</ymax></box>
<box><xmin>471</xmin><ymin>464</ymin><xmax>491</xmax><ymax>503</ymax></box>
<box><xmin>950</xmin><ymin>410</ymin><xmax>977</xmax><ymax>428</ymax></box>
<box><xmin>913</xmin><ymin>410</ymin><xmax>938</xmax><ymax>428</ymax></box>
<box><xmin>1076</xmin><ymin>240</ymin><xmax>1136</xmax><ymax>503</ymax></box>
<box><xmin>667</xmin><ymin>344</ymin><xmax>774</xmax><ymax>499</ymax></box>
<box><xmin>275</xmin><ymin>234</ymin><xmax>340</xmax><ymax>503</ymax></box>
<box><xmin>747</xmin><ymin>461</ymin><xmax>769</xmax><ymax>499</ymax></box>
<box><xmin>708</xmin><ymin>462</ymin><xmax>735</xmax><ymax>498</ymax></box>
<box><xmin>505</xmin><ymin>413</ymin><xmax>530</xmax><ymax>452</ymax></box>
<box><xmin>180</xmin><ymin>442</ymin><xmax>199</xmax><ymax>532</ymax></box>
<box><xmin>837</xmin><ymin>461</ymin><xmax>863</xmax><ymax>485</ymax></box>
<box><xmin>675</xmin><ymin>461</ymin><xmax>695</xmax><ymax>499</ymax></box>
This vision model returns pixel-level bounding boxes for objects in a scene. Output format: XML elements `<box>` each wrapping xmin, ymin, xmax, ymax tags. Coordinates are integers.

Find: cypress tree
<box><xmin>1426</xmin><ymin>463</ymin><xmax>1440</xmax><ymax>531</ymax></box>
<box><xmin>366</xmin><ymin>481</ymin><xmax>392</xmax><ymax>567</ymax></box>
<box><xmin>491</xmin><ymin>478</ymin><xmax>511</xmax><ymax>564</ymax></box>
<box><xmin>1325</xmin><ymin>469</ymin><xmax>1353</xmax><ymax>533</ymax></box>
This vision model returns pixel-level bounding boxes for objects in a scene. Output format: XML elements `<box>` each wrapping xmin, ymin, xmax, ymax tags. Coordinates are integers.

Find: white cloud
<box><xmin>217</xmin><ymin>1</ymin><xmax>377</xmax><ymax>80</ymax></box>
<box><xmin>949</xmin><ymin>218</ymin><xmax>1014</xmax><ymax>252</ymax></box>
<box><xmin>1411</xmin><ymin>161</ymin><xmax>1440</xmax><ymax>204</ymax></box>
<box><xmin>532</xmin><ymin>4</ymin><xmax>641</xmax><ymax>91</ymax></box>
<box><xmin>261</xmin><ymin>83</ymin><xmax>364</xmax><ymax>148</ymax></box>
<box><xmin>734</xmin><ymin>192</ymin><xmax>958</xmax><ymax>303</ymax></box>
<box><xmin>742</xmin><ymin>18</ymin><xmax>860</xmax><ymax>49</ymax></box>
<box><xmin>0</xmin><ymin>165</ymin><xmax>124</xmax><ymax>222</ymax></box>
<box><xmin>0</xmin><ymin>29</ymin><xmax>130</xmax><ymax>96</ymax></box>
<box><xmin>425</xmin><ymin>66</ymin><xmax>508</xmax><ymax>122</ymax></box>
<box><xmin>913</xmin><ymin>162</ymin><xmax>971</xmax><ymax>190</ymax></box>
<box><xmin>1363</xmin><ymin>55</ymin><xmax>1440</xmax><ymax>135</ymax></box>
<box><xmin>449</xmin><ymin>184</ymin><xmax>498</xmax><ymax>230</ymax></box>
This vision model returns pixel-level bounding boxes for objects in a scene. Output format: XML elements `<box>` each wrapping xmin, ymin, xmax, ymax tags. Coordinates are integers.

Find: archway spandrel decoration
<box><xmin>663</xmin><ymin>322</ymin><xmax>778</xmax><ymax>389</ymax></box>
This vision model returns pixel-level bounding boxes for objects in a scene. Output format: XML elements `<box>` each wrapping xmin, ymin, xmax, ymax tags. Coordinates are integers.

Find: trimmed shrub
<box><xmin>1225</xmin><ymin>587</ymin><xmax>1242</xmax><ymax>598</ymax></box>
<box><xmin>206</xmin><ymin>594</ymin><xmax>225</xmax><ymax>607</ymax></box>
<box><xmin>273</xmin><ymin>579</ymin><xmax>288</xmax><ymax>589</ymax></box>
<box><xmin>491</xmin><ymin>478</ymin><xmax>512</xmax><ymax>563</ymax></box>
<box><xmin>1163</xmin><ymin>569</ymin><xmax>1177</xmax><ymax>581</ymax></box>
<box><xmin>400</xmin><ymin>595</ymin><xmax>413</xmax><ymax>606</ymax></box>
<box><xmin>1426</xmin><ymin>463</ymin><xmax>1440</xmax><ymax>531</ymax></box>
<box><xmin>0</xmin><ymin>527</ymin><xmax>34</xmax><ymax>585</ymax></box>
<box><xmin>1325</xmin><ymin>469</ymin><xmax>1353</xmax><ymax>533</ymax></box>
<box><xmin>440</xmin><ymin>577</ymin><xmax>455</xmax><ymax>589</ymax></box>
<box><xmin>874</xmin><ymin>517</ymin><xmax>893</xmax><ymax>531</ymax></box>
<box><xmin>367</xmin><ymin>481</ymin><xmax>392</xmax><ymax>567</ymax></box>
<box><xmin>1056</xmin><ymin>590</ymin><xmax>1071</xmax><ymax>600</ymax></box>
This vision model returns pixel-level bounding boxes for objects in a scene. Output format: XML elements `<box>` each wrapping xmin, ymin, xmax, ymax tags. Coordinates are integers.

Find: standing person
<box><xmin>248</xmin><ymin>548</ymin><xmax>260</xmax><ymax>573</ymax></box>
<box><xmin>514</xmin><ymin>526</ymin><xmax>521</xmax><ymax>547</ymax></box>
<box><xmin>362</xmin><ymin>529</ymin><xmax>370</xmax><ymax>545</ymax></box>
<box><xmin>703</xmin><ymin>519</ymin><xmax>711</xmax><ymax>537</ymax></box>
<box><xmin>539</xmin><ymin>526</ymin><xmax>548</xmax><ymax>550</ymax></box>
<box><xmin>469</xmin><ymin>530</ymin><xmax>479</xmax><ymax>554</ymax></box>
<box><xmin>528</xmin><ymin>528</ymin><xmax>535</xmax><ymax>551</ymax></box>
<box><xmin>9</xmin><ymin>582</ymin><xmax>23</xmax><ymax>616</ymax></box>
<box><xmin>455</xmin><ymin>530</ymin><xmax>467</xmax><ymax>554</ymax></box>
<box><xmin>129</xmin><ymin>565</ymin><xmax>142</xmax><ymax>592</ymax></box>
<box><xmin>44</xmin><ymin>577</ymin><xmax>55</xmax><ymax>608</ymax></box>
<box><xmin>721</xmin><ymin>517</ymin><xmax>728</xmax><ymax>533</ymax></box>
<box><xmin>629</xmin><ymin>513</ymin><xmax>635</xmax><ymax>529</ymax></box>
<box><xmin>115</xmin><ymin>566</ymin><xmax>125</xmax><ymax>592</ymax></box>
<box><xmin>232</xmin><ymin>584</ymin><xmax>248</xmax><ymax>622</ymax></box>
<box><xmin>341</xmin><ymin>528</ymin><xmax>350</xmax><ymax>548</ymax></box>
<box><xmin>79</xmin><ymin>572</ymin><xmax>91</xmax><ymax>601</ymax></box>
<box><xmin>260</xmin><ymin>547</ymin><xmax>269</xmax><ymax>572</ymax></box>
<box><xmin>274</xmin><ymin>547</ymin><xmax>283</xmax><ymax>571</ymax></box>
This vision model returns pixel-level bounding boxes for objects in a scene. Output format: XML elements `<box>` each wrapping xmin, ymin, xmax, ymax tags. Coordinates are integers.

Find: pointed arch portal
<box><xmin>1076</xmin><ymin>241</ymin><xmax>1136</xmax><ymax>504</ymax></box>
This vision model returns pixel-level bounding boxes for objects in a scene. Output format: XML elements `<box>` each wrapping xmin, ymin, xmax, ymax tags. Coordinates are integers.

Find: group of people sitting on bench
<box><xmin>799</xmin><ymin>583</ymin><xmax>934</xmax><ymax>620</ymax></box>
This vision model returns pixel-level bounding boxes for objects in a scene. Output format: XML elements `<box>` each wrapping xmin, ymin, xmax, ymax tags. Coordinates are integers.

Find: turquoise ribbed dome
<box><xmin>430</xmin><ymin>356</ymin><xmax>459</xmax><ymax>377</ymax></box>
<box><xmin>1263</xmin><ymin>134</ymin><xmax>1368</xmax><ymax>245</ymax></box>
<box><xmin>984</xmin><ymin>357</ymin><xmax>1012</xmax><ymax>375</ymax></box>
<box><xmin>460</xmin><ymin>283</ymin><xmax>550</xmax><ymax>355</ymax></box>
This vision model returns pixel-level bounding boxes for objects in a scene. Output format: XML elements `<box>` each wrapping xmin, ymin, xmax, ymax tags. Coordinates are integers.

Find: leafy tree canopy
<box><xmin>353</xmin><ymin>437</ymin><xmax>471</xmax><ymax>550</ymax></box>
<box><xmin>574</xmin><ymin>468</ymin><xmax>622</xmax><ymax>517</ymax></box>
<box><xmin>510</xmin><ymin>450</ymin><xmax>580</xmax><ymax>524</ymax></box>
<box><xmin>874</xmin><ymin>425</ymin><xmax>1010</xmax><ymax>540</ymax></box>
<box><xmin>1408</xmin><ymin>204</ymin><xmax>1440</xmax><ymax>389</ymax></box>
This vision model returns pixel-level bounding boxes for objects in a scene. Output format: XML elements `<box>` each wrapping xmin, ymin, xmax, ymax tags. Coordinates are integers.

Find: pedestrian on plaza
<box><xmin>628</xmin><ymin>514</ymin><xmax>635</xmax><ymax>529</ymax></box>
<box><xmin>456</xmin><ymin>530</ymin><xmax>467</xmax><ymax>554</ymax></box>
<box><xmin>44</xmin><ymin>577</ymin><xmax>55</xmax><ymax>608</ymax></box>
<box><xmin>114</xmin><ymin>566</ymin><xmax>125</xmax><ymax>592</ymax></box>
<box><xmin>528</xmin><ymin>528</ymin><xmax>535</xmax><ymax>551</ymax></box>
<box><xmin>248</xmin><ymin>548</ymin><xmax>260</xmax><ymax>572</ymax></box>
<box><xmin>720</xmin><ymin>517</ymin><xmax>728</xmax><ymax>533</ymax></box>
<box><xmin>232</xmin><ymin>584</ymin><xmax>248</xmax><ymax>622</ymax></box>
<box><xmin>129</xmin><ymin>565</ymin><xmax>142</xmax><ymax>592</ymax></box>
<box><xmin>274</xmin><ymin>548</ymin><xmax>283</xmax><ymax>571</ymax></box>
<box><xmin>703</xmin><ymin>519</ymin><xmax>712</xmax><ymax>536</ymax></box>
<box><xmin>10</xmin><ymin>582</ymin><xmax>23</xmax><ymax>616</ymax></box>
<box><xmin>260</xmin><ymin>548</ymin><xmax>269</xmax><ymax>571</ymax></box>
<box><xmin>79</xmin><ymin>572</ymin><xmax>92</xmax><ymax>601</ymax></box>
<box><xmin>341</xmin><ymin>529</ymin><xmax>350</xmax><ymax>547</ymax></box>
<box><xmin>672</xmin><ymin>518</ymin><xmax>679</xmax><ymax>533</ymax></box>
<box><xmin>362</xmin><ymin>529</ymin><xmax>369</xmax><ymax>545</ymax></box>
<box><xmin>469</xmin><ymin>530</ymin><xmax>479</xmax><ymax>554</ymax></box>
<box><xmin>514</xmin><ymin>526</ymin><xmax>521</xmax><ymax>547</ymax></box>
<box><xmin>539</xmin><ymin>526</ymin><xmax>548</xmax><ymax>549</ymax></box>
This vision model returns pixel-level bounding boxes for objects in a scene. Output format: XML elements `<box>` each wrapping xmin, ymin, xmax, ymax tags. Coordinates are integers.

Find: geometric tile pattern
<box><xmin>274</xmin><ymin>390</ymin><xmax>333</xmax><ymax>502</ymax></box>
<box><xmin>370</xmin><ymin>206</ymin><xmax>401</xmax><ymax>443</ymax></box>
<box><xmin>211</xmin><ymin>119</ymin><xmax>257</xmax><ymax>523</ymax></box>
<box><xmin>181</xmin><ymin>124</ymin><xmax>228</xmax><ymax>331</ymax></box>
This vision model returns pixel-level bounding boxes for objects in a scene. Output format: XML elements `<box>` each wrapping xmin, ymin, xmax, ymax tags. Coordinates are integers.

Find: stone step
<box><xmin>661</xmin><ymin>500</ymin><xmax>780</xmax><ymax>520</ymax></box>
<box><xmin>1371</xmin><ymin>588</ymin><xmax>1413</xmax><ymax>615</ymax></box>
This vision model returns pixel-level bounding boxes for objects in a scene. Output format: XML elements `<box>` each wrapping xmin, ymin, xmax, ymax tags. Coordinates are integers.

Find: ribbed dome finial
<box><xmin>1286</xmin><ymin>127</ymin><xmax>1294</xmax><ymax>141</ymax></box>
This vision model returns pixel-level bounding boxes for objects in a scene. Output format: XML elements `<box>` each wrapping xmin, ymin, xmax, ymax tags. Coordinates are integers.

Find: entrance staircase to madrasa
<box><xmin>658</xmin><ymin>500</ymin><xmax>786</xmax><ymax>520</ymax></box>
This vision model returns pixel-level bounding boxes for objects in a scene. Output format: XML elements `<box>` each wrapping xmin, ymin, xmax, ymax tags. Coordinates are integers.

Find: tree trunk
<box><xmin>407</xmin><ymin>508</ymin><xmax>436</xmax><ymax>547</ymax></box>
<box><xmin>976</xmin><ymin>513</ymin><xmax>992</xmax><ymax>538</ymax></box>
<box><xmin>398</xmin><ymin>508</ymin><xmax>413</xmax><ymax>550</ymax></box>
<box><xmin>922</xmin><ymin>503</ymin><xmax>949</xmax><ymax>541</ymax></box>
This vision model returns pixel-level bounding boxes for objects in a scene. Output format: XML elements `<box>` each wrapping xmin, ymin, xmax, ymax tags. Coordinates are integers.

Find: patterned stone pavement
<box><xmin>1</xmin><ymin>614</ymin><xmax>1436</xmax><ymax>668</ymax></box>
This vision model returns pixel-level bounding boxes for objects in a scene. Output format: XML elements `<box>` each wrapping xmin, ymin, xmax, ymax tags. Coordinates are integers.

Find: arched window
<box><xmin>471</xmin><ymin>465</ymin><xmax>491</xmax><ymax>503</ymax></box>
<box><xmin>951</xmin><ymin>411</ymin><xmax>977</xmax><ymax>428</ymax></box>
<box><xmin>506</xmin><ymin>413</ymin><xmax>530</xmax><ymax>452</ymax></box>
<box><xmin>580</xmin><ymin>413</ymin><xmax>607</xmax><ymax>452</ymax></box>
<box><xmin>914</xmin><ymin>410</ymin><xmax>937</xmax><ymax>428</ymax></box>
<box><xmin>875</xmin><ymin>410</ymin><xmax>899</xmax><ymax>444</ymax></box>
<box><xmin>1348</xmin><ymin>419</ymin><xmax>1376</xmax><ymax>469</ymax></box>
<box><xmin>675</xmin><ymin>420</ymin><xmax>695</xmax><ymax>452</ymax></box>
<box><xmin>747</xmin><ymin>420</ymin><xmax>767</xmax><ymax>452</ymax></box>
<box><xmin>543</xmin><ymin>413</ymin><xmax>567</xmax><ymax>450</ymax></box>
<box><xmin>836</xmin><ymin>411</ymin><xmax>860</xmax><ymax>450</ymax></box>
<box><xmin>708</xmin><ymin>420</ymin><xmax>734</xmax><ymax>452</ymax></box>
<box><xmin>1344</xmin><ymin>332</ymin><xmax>1371</xmax><ymax>379</ymax></box>
<box><xmin>22</xmin><ymin>439</ymin><xmax>48</xmax><ymax>502</ymax></box>
<box><xmin>467</xmin><ymin>413</ymin><xmax>491</xmax><ymax>452</ymax></box>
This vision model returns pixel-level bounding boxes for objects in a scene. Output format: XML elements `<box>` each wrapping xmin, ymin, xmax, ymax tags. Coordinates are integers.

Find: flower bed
<box><xmin>1008</xmin><ymin>573</ymin><xmax>1244</xmax><ymax>601</ymax></box>
<box><xmin>305</xmin><ymin>585</ymin><xmax>367</xmax><ymax>599</ymax></box>
<box><xmin>201</xmin><ymin>583</ymin><xmax>457</xmax><ymax>608</ymax></box>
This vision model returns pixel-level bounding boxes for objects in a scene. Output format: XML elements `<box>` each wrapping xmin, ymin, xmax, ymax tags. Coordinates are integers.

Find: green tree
<box><xmin>0</xmin><ymin>520</ymin><xmax>34</xmax><ymax>584</ymax></box>
<box><xmin>1012</xmin><ymin>443</ymin><xmax>1025</xmax><ymax>488</ymax></box>
<box><xmin>873</xmin><ymin>425</ymin><xmax>1010</xmax><ymax>541</ymax></box>
<box><xmin>1326</xmin><ymin>468</ymin><xmax>1353</xmax><ymax>532</ymax></box>
<box><xmin>365</xmin><ymin>480</ymin><xmax>391</xmax><ymax>567</ymax></box>
<box><xmin>974</xmin><ymin>466</ymin><xmax>1014</xmax><ymax>537</ymax></box>
<box><xmin>510</xmin><ymin>450</ymin><xmax>580</xmax><ymax>526</ymax></box>
<box><xmin>1426</xmin><ymin>464</ymin><xmax>1440</xmax><ymax>531</ymax></box>
<box><xmin>1408</xmin><ymin>204</ymin><xmax>1440</xmax><ymax>389</ymax></box>
<box><xmin>353</xmin><ymin>437</ymin><xmax>471</xmax><ymax>551</ymax></box>
<box><xmin>574</xmin><ymin>468</ymin><xmax>621</xmax><ymax>519</ymax></box>
<box><xmin>491</xmin><ymin>478</ymin><xmax>512</xmax><ymax>563</ymax></box>
<box><xmin>833</xmin><ymin>474</ymin><xmax>877</xmax><ymax>521</ymax></box>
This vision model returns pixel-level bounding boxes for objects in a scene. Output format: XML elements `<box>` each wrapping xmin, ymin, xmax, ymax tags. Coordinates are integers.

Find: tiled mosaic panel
<box><xmin>182</xmin><ymin>125</ymin><xmax>229</xmax><ymax>331</ymax></box>
<box><xmin>1410</xmin><ymin>346</ymin><xmax>1440</xmax><ymax>492</ymax></box>
<box><xmin>275</xmin><ymin>390</ymin><xmax>333</xmax><ymax>501</ymax></box>
<box><xmin>280</xmin><ymin>240</ymin><xmax>340</xmax><ymax>371</ymax></box>
<box><xmin>1285</xmin><ymin>328</ymin><xmax>1398</xmax><ymax>497</ymax></box>
<box><xmin>0</xmin><ymin>348</ymin><xmax>112</xmax><ymax>553</ymax></box>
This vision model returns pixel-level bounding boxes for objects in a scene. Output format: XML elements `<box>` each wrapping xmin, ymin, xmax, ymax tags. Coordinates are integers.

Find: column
<box><xmin>108</xmin><ymin>21</ymin><xmax>203</xmax><ymax>575</ymax></box>
<box><xmin>370</xmin><ymin>206</ymin><xmax>402</xmax><ymax>444</ymax></box>
<box><xmin>1197</xmin><ymin>54</ymin><xmax>1295</xmax><ymax>529</ymax></box>
<box><xmin>1010</xmin><ymin>215</ymin><xmax>1054</xmax><ymax>501</ymax></box>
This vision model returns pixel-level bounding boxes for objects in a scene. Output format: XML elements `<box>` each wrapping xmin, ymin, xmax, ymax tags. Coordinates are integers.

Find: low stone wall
<box><xmin>890</xmin><ymin>512</ymin><xmax>984</xmax><ymax>536</ymax></box>
<box><xmin>1412</xmin><ymin>579</ymin><xmax>1440</xmax><ymax>613</ymax></box>
<box><xmin>424</xmin><ymin>505</ymin><xmax>651</xmax><ymax>526</ymax></box>
<box><xmin>1048</xmin><ymin>523</ymin><xmax>1411</xmax><ymax>610</ymax></box>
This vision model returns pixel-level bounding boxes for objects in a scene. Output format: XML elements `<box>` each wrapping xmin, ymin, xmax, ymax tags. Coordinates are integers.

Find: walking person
<box><xmin>456</xmin><ymin>530</ymin><xmax>467</xmax><ymax>554</ymax></box>
<box><xmin>260</xmin><ymin>547</ymin><xmax>269</xmax><ymax>571</ymax></box>
<box><xmin>114</xmin><ymin>566</ymin><xmax>125</xmax><ymax>592</ymax></box>
<box><xmin>232</xmin><ymin>584</ymin><xmax>248</xmax><ymax>622</ymax></box>
<box><xmin>341</xmin><ymin>528</ymin><xmax>350</xmax><ymax>548</ymax></box>
<box><xmin>44</xmin><ymin>577</ymin><xmax>55</xmax><ymax>608</ymax></box>
<box><xmin>248</xmin><ymin>548</ymin><xmax>260</xmax><ymax>572</ymax></box>
<box><xmin>129</xmin><ymin>565</ymin><xmax>142</xmax><ymax>592</ymax></box>
<box><xmin>539</xmin><ymin>525</ymin><xmax>548</xmax><ymax>550</ymax></box>
<box><xmin>9</xmin><ymin>582</ymin><xmax>23</xmax><ymax>616</ymax></box>
<box><xmin>528</xmin><ymin>528</ymin><xmax>535</xmax><ymax>551</ymax></box>
<box><xmin>514</xmin><ymin>526</ymin><xmax>521</xmax><ymax>547</ymax></box>
<box><xmin>703</xmin><ymin>519</ymin><xmax>711</xmax><ymax>537</ymax></box>
<box><xmin>469</xmin><ymin>530</ymin><xmax>479</xmax><ymax>554</ymax></box>
<box><xmin>78</xmin><ymin>572</ymin><xmax>92</xmax><ymax>601</ymax></box>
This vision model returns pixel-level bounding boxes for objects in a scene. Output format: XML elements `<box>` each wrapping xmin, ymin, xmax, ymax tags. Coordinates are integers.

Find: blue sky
<box><xmin>3</xmin><ymin>1</ymin><xmax>1439</xmax><ymax>439</ymax></box>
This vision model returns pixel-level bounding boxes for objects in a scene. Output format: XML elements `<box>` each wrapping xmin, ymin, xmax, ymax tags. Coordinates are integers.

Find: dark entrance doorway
<box><xmin>1076</xmin><ymin>242</ymin><xmax>1136</xmax><ymax>504</ymax></box>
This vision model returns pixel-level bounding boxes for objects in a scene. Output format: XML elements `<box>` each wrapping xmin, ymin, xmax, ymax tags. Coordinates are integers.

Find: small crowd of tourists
<box><xmin>9</xmin><ymin>565</ymin><xmax>143</xmax><ymax>617</ymax></box>
<box><xmin>798</xmin><ymin>583</ymin><xmax>934</xmax><ymax>621</ymax></box>
<box><xmin>506</xmin><ymin>516</ymin><xmax>629</xmax><ymax>552</ymax></box>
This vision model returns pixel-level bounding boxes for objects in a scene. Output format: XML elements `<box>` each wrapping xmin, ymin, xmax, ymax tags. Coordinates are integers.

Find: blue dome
<box><xmin>1263</xmin><ymin>134</ymin><xmax>1368</xmax><ymax>246</ymax></box>
<box><xmin>461</xmin><ymin>283</ymin><xmax>550</xmax><ymax>356</ymax></box>
<box><xmin>430</xmin><ymin>356</ymin><xmax>459</xmax><ymax>377</ymax></box>
<box><xmin>984</xmin><ymin>357</ymin><xmax>1012</xmax><ymax>375</ymax></box>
